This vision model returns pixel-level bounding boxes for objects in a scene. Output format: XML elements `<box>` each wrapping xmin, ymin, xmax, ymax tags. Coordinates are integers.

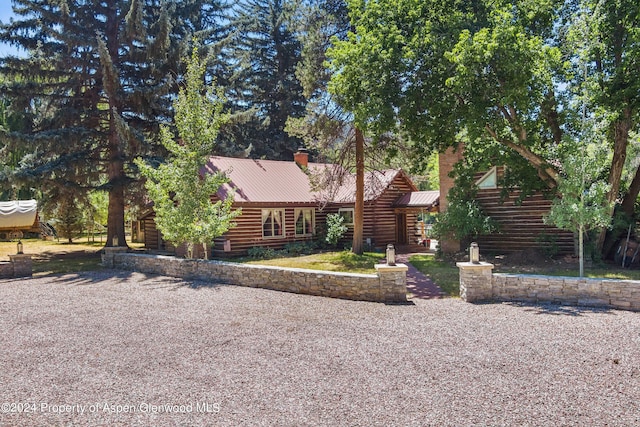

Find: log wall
<box><xmin>212</xmin><ymin>205</ymin><xmax>317</xmax><ymax>257</ymax></box>
<box><xmin>475</xmin><ymin>188</ymin><xmax>574</xmax><ymax>254</ymax></box>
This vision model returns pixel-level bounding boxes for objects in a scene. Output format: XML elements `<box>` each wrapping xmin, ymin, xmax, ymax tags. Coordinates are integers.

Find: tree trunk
<box><xmin>597</xmin><ymin>107</ymin><xmax>632</xmax><ymax>255</ymax></box>
<box><xmin>620</xmin><ymin>161</ymin><xmax>640</xmax><ymax>217</ymax></box>
<box><xmin>104</xmin><ymin>2</ymin><xmax>127</xmax><ymax>248</ymax></box>
<box><xmin>352</xmin><ymin>127</ymin><xmax>365</xmax><ymax>255</ymax></box>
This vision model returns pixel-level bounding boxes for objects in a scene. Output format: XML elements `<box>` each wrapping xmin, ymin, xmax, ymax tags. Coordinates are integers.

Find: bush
<box><xmin>432</xmin><ymin>199</ymin><xmax>497</xmax><ymax>243</ymax></box>
<box><xmin>247</xmin><ymin>246</ymin><xmax>280</xmax><ymax>259</ymax></box>
<box><xmin>284</xmin><ymin>241</ymin><xmax>318</xmax><ymax>255</ymax></box>
<box><xmin>325</xmin><ymin>213</ymin><xmax>348</xmax><ymax>247</ymax></box>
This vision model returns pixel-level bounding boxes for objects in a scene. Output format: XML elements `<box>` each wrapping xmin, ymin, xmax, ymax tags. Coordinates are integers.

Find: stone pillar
<box><xmin>457</xmin><ymin>262</ymin><xmax>494</xmax><ymax>302</ymax></box>
<box><xmin>375</xmin><ymin>263</ymin><xmax>408</xmax><ymax>303</ymax></box>
<box><xmin>101</xmin><ymin>247</ymin><xmax>128</xmax><ymax>268</ymax></box>
<box><xmin>9</xmin><ymin>254</ymin><xmax>33</xmax><ymax>278</ymax></box>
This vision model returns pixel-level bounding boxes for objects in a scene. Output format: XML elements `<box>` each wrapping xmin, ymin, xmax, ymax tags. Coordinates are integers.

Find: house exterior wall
<box><xmin>140</xmin><ymin>169</ymin><xmax>420</xmax><ymax>256</ymax></box>
<box><xmin>439</xmin><ymin>147</ymin><xmax>574</xmax><ymax>255</ymax></box>
<box><xmin>321</xmin><ymin>173</ymin><xmax>417</xmax><ymax>250</ymax></box>
<box><xmin>212</xmin><ymin>205</ymin><xmax>318</xmax><ymax>257</ymax></box>
<box><xmin>474</xmin><ymin>186</ymin><xmax>574</xmax><ymax>254</ymax></box>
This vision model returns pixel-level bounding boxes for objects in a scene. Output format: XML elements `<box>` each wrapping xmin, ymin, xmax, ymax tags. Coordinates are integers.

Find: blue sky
<box><xmin>0</xmin><ymin>1</ymin><xmax>20</xmax><ymax>56</ymax></box>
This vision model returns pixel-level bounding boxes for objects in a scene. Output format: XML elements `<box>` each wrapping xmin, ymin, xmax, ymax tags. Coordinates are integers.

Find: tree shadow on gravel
<box><xmin>502</xmin><ymin>301</ymin><xmax>617</xmax><ymax>316</ymax></box>
<box><xmin>43</xmin><ymin>270</ymin><xmax>230</xmax><ymax>293</ymax></box>
<box><xmin>45</xmin><ymin>270</ymin><xmax>160</xmax><ymax>286</ymax></box>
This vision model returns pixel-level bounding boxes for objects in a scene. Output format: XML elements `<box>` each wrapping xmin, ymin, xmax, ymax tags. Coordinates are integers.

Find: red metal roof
<box><xmin>393</xmin><ymin>190</ymin><xmax>440</xmax><ymax>208</ymax></box>
<box><xmin>327</xmin><ymin>169</ymin><xmax>408</xmax><ymax>203</ymax></box>
<box><xmin>205</xmin><ymin>156</ymin><xmax>411</xmax><ymax>205</ymax></box>
<box><xmin>206</xmin><ymin>157</ymin><xmax>318</xmax><ymax>203</ymax></box>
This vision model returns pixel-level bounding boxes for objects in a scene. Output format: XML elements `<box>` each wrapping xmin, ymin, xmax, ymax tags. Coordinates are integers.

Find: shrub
<box><xmin>432</xmin><ymin>199</ymin><xmax>497</xmax><ymax>243</ymax></box>
<box><xmin>325</xmin><ymin>213</ymin><xmax>348</xmax><ymax>247</ymax></box>
<box><xmin>247</xmin><ymin>246</ymin><xmax>280</xmax><ymax>259</ymax></box>
<box><xmin>284</xmin><ymin>241</ymin><xmax>318</xmax><ymax>255</ymax></box>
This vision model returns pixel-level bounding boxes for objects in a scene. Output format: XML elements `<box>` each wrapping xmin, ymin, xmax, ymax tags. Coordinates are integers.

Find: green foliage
<box><xmin>87</xmin><ymin>191</ymin><xmax>109</xmax><ymax>226</ymax></box>
<box><xmin>327</xmin><ymin>0</ymin><xmax>640</xmax><ymax>257</ymax></box>
<box><xmin>545</xmin><ymin>142</ymin><xmax>612</xmax><ymax>233</ymax></box>
<box><xmin>136</xmin><ymin>46</ymin><xmax>240</xmax><ymax>259</ymax></box>
<box><xmin>432</xmin><ymin>198</ymin><xmax>497</xmax><ymax>243</ymax></box>
<box><xmin>0</xmin><ymin>1</ymin><xmax>221</xmax><ymax>246</ymax></box>
<box><xmin>247</xmin><ymin>246</ymin><xmax>281</xmax><ymax>260</ymax></box>
<box><xmin>246</xmin><ymin>241</ymin><xmax>319</xmax><ymax>259</ymax></box>
<box><xmin>284</xmin><ymin>241</ymin><xmax>319</xmax><ymax>256</ymax></box>
<box><xmin>52</xmin><ymin>195</ymin><xmax>85</xmax><ymax>243</ymax></box>
<box><xmin>325</xmin><ymin>213</ymin><xmax>348</xmax><ymax>247</ymax></box>
<box><xmin>219</xmin><ymin>0</ymin><xmax>306</xmax><ymax>160</ymax></box>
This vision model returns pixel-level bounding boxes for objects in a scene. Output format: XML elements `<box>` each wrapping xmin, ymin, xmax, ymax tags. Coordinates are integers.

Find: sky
<box><xmin>0</xmin><ymin>1</ymin><xmax>20</xmax><ymax>57</ymax></box>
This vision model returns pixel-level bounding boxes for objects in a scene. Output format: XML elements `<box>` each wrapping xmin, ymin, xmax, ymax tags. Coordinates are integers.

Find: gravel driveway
<box><xmin>1</xmin><ymin>270</ymin><xmax>639</xmax><ymax>426</ymax></box>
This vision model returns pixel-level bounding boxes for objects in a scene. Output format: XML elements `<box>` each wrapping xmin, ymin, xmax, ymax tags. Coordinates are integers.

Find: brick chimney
<box><xmin>439</xmin><ymin>144</ymin><xmax>465</xmax><ymax>254</ymax></box>
<box><xmin>294</xmin><ymin>148</ymin><xmax>309</xmax><ymax>168</ymax></box>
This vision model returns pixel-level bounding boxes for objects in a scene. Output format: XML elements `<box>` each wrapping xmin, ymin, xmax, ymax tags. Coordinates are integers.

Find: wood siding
<box><xmin>475</xmin><ymin>188</ymin><xmax>574</xmax><ymax>254</ymax></box>
<box><xmin>143</xmin><ymin>216</ymin><xmax>161</xmax><ymax>250</ymax></box>
<box><xmin>212</xmin><ymin>205</ymin><xmax>318</xmax><ymax>257</ymax></box>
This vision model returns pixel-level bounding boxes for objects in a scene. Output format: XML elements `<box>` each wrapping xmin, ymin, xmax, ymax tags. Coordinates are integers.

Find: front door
<box><xmin>396</xmin><ymin>213</ymin><xmax>407</xmax><ymax>244</ymax></box>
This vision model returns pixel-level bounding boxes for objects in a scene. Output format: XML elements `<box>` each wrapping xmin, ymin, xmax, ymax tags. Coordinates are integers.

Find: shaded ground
<box><xmin>1</xmin><ymin>271</ymin><xmax>639</xmax><ymax>426</ymax></box>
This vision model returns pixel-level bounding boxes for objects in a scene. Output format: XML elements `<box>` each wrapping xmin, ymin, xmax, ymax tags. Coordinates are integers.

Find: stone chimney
<box><xmin>294</xmin><ymin>148</ymin><xmax>309</xmax><ymax>168</ymax></box>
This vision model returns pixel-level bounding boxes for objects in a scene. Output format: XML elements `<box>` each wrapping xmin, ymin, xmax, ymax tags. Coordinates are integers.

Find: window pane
<box><xmin>304</xmin><ymin>210</ymin><xmax>313</xmax><ymax>234</ymax></box>
<box><xmin>339</xmin><ymin>209</ymin><xmax>353</xmax><ymax>225</ymax></box>
<box><xmin>263</xmin><ymin>210</ymin><xmax>273</xmax><ymax>237</ymax></box>
<box><xmin>274</xmin><ymin>210</ymin><xmax>283</xmax><ymax>236</ymax></box>
<box><xmin>296</xmin><ymin>211</ymin><xmax>304</xmax><ymax>235</ymax></box>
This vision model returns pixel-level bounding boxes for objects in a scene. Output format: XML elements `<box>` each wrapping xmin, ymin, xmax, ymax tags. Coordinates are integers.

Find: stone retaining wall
<box><xmin>458</xmin><ymin>262</ymin><xmax>640</xmax><ymax>311</ymax></box>
<box><xmin>104</xmin><ymin>250</ymin><xmax>407</xmax><ymax>303</ymax></box>
<box><xmin>0</xmin><ymin>262</ymin><xmax>13</xmax><ymax>279</ymax></box>
<box><xmin>0</xmin><ymin>254</ymin><xmax>33</xmax><ymax>279</ymax></box>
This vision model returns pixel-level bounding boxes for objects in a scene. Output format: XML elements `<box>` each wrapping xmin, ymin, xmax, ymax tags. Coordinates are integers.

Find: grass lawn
<box><xmin>0</xmin><ymin>238</ymin><xmax>143</xmax><ymax>276</ymax></box>
<box><xmin>240</xmin><ymin>251</ymin><xmax>385</xmax><ymax>274</ymax></box>
<box><xmin>493</xmin><ymin>263</ymin><xmax>640</xmax><ymax>281</ymax></box>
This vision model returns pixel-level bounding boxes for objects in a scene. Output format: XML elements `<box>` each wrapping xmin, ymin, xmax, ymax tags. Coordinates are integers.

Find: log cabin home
<box><xmin>438</xmin><ymin>146</ymin><xmax>574</xmax><ymax>255</ymax></box>
<box><xmin>139</xmin><ymin>150</ymin><xmax>439</xmax><ymax>257</ymax></box>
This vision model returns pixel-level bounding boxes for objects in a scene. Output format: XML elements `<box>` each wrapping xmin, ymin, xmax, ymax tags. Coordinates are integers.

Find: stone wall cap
<box><xmin>456</xmin><ymin>261</ymin><xmax>494</xmax><ymax>269</ymax></box>
<box><xmin>8</xmin><ymin>254</ymin><xmax>33</xmax><ymax>260</ymax></box>
<box><xmin>375</xmin><ymin>263</ymin><xmax>409</xmax><ymax>272</ymax></box>
<box><xmin>104</xmin><ymin>246</ymin><xmax>129</xmax><ymax>253</ymax></box>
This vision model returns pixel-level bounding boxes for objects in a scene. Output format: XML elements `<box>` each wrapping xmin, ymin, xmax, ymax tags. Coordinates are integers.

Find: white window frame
<box><xmin>261</xmin><ymin>209</ymin><xmax>285</xmax><ymax>239</ymax></box>
<box><xmin>476</xmin><ymin>166</ymin><xmax>498</xmax><ymax>189</ymax></box>
<box><xmin>338</xmin><ymin>208</ymin><xmax>355</xmax><ymax>226</ymax></box>
<box><xmin>295</xmin><ymin>208</ymin><xmax>315</xmax><ymax>236</ymax></box>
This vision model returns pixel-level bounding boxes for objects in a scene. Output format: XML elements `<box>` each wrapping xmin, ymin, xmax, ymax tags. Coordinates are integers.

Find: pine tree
<box><xmin>0</xmin><ymin>0</ymin><xmax>227</xmax><ymax>246</ymax></box>
<box><xmin>222</xmin><ymin>0</ymin><xmax>306</xmax><ymax>160</ymax></box>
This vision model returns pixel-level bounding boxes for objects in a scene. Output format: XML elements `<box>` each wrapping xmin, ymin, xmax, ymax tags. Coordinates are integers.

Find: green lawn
<box><xmin>493</xmin><ymin>264</ymin><xmax>640</xmax><ymax>281</ymax></box>
<box><xmin>240</xmin><ymin>251</ymin><xmax>384</xmax><ymax>274</ymax></box>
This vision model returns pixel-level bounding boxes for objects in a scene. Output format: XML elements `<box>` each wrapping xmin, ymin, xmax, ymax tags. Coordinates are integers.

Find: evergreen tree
<box><xmin>0</xmin><ymin>0</ymin><xmax>226</xmax><ymax>246</ymax></box>
<box><xmin>222</xmin><ymin>0</ymin><xmax>306</xmax><ymax>160</ymax></box>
